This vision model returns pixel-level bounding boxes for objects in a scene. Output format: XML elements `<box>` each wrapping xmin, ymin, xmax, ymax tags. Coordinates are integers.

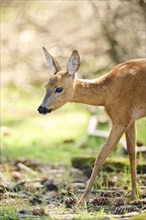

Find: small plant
<box><xmin>0</xmin><ymin>206</ymin><xmax>18</xmax><ymax>220</ymax></box>
<box><xmin>122</xmin><ymin>166</ymin><xmax>131</xmax><ymax>189</ymax></box>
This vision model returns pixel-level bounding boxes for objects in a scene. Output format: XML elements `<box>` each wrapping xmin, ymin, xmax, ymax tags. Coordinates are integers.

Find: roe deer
<box><xmin>38</xmin><ymin>47</ymin><xmax>146</xmax><ymax>204</ymax></box>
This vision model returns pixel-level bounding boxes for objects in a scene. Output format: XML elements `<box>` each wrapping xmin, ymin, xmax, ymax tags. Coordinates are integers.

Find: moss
<box><xmin>127</xmin><ymin>213</ymin><xmax>146</xmax><ymax>220</ymax></box>
<box><xmin>71</xmin><ymin>156</ymin><xmax>146</xmax><ymax>175</ymax></box>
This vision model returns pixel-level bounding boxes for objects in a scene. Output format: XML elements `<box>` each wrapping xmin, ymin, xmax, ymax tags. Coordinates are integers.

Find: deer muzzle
<box><xmin>37</xmin><ymin>106</ymin><xmax>52</xmax><ymax>115</ymax></box>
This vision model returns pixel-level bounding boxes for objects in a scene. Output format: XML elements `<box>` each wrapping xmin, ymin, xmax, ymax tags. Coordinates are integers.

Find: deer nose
<box><xmin>37</xmin><ymin>106</ymin><xmax>52</xmax><ymax>114</ymax></box>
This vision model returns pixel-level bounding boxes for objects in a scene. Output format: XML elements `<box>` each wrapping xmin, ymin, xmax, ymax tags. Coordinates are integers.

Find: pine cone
<box><xmin>114</xmin><ymin>205</ymin><xmax>140</xmax><ymax>215</ymax></box>
<box><xmin>65</xmin><ymin>196</ymin><xmax>77</xmax><ymax>208</ymax></box>
<box><xmin>92</xmin><ymin>197</ymin><xmax>112</xmax><ymax>205</ymax></box>
<box><xmin>115</xmin><ymin>197</ymin><xmax>124</xmax><ymax>206</ymax></box>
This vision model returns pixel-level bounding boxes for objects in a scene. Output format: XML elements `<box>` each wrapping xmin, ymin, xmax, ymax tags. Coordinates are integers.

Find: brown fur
<box><xmin>72</xmin><ymin>59</ymin><xmax>146</xmax><ymax>126</ymax></box>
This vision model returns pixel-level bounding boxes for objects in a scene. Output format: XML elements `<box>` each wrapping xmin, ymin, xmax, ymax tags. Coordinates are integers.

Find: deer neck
<box><xmin>71</xmin><ymin>78</ymin><xmax>109</xmax><ymax>106</ymax></box>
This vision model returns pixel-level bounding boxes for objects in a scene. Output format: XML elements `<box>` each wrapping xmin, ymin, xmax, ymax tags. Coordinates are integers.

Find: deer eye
<box><xmin>55</xmin><ymin>87</ymin><xmax>63</xmax><ymax>93</ymax></box>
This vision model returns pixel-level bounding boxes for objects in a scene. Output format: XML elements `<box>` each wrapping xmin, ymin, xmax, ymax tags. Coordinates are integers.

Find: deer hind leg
<box><xmin>125</xmin><ymin>122</ymin><xmax>138</xmax><ymax>200</ymax></box>
<box><xmin>78</xmin><ymin>124</ymin><xmax>126</xmax><ymax>205</ymax></box>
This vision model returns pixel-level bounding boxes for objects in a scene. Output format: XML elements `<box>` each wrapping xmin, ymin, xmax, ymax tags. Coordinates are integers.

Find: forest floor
<box><xmin>0</xmin><ymin>158</ymin><xmax>146</xmax><ymax>220</ymax></box>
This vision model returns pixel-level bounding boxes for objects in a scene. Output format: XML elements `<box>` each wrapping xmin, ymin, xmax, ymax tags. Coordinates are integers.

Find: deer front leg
<box><xmin>78</xmin><ymin>124</ymin><xmax>126</xmax><ymax>205</ymax></box>
<box><xmin>125</xmin><ymin>122</ymin><xmax>138</xmax><ymax>200</ymax></box>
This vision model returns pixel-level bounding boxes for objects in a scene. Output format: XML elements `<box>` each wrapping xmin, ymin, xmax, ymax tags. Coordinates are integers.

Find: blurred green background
<box><xmin>1</xmin><ymin>0</ymin><xmax>146</xmax><ymax>164</ymax></box>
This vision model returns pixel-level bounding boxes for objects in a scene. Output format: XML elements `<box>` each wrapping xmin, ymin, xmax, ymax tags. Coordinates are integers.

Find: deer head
<box><xmin>38</xmin><ymin>47</ymin><xmax>80</xmax><ymax>114</ymax></box>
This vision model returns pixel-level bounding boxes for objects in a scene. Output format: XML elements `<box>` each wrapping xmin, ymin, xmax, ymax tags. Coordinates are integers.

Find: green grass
<box><xmin>1</xmin><ymin>85</ymin><xmax>146</xmax><ymax>164</ymax></box>
<box><xmin>0</xmin><ymin>206</ymin><xmax>18</xmax><ymax>220</ymax></box>
<box><xmin>1</xmin><ymin>85</ymin><xmax>89</xmax><ymax>163</ymax></box>
<box><xmin>0</xmin><ymin>203</ymin><xmax>113</xmax><ymax>220</ymax></box>
<box><xmin>1</xmin><ymin>85</ymin><xmax>146</xmax><ymax>220</ymax></box>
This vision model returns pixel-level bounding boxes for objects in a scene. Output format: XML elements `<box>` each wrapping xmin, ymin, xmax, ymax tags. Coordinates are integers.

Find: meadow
<box><xmin>1</xmin><ymin>85</ymin><xmax>146</xmax><ymax>164</ymax></box>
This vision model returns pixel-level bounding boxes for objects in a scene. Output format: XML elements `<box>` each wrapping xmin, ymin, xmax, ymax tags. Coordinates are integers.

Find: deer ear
<box><xmin>42</xmin><ymin>47</ymin><xmax>62</xmax><ymax>75</ymax></box>
<box><xmin>67</xmin><ymin>50</ymin><xmax>80</xmax><ymax>79</ymax></box>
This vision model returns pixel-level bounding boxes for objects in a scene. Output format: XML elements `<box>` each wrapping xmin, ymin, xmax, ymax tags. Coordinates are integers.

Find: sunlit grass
<box><xmin>136</xmin><ymin>119</ymin><xmax>146</xmax><ymax>144</ymax></box>
<box><xmin>1</xmin><ymin>85</ymin><xmax>90</xmax><ymax>163</ymax></box>
<box><xmin>1</xmin><ymin>85</ymin><xmax>146</xmax><ymax>164</ymax></box>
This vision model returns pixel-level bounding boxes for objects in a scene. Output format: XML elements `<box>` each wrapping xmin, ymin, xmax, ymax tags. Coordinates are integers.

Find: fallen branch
<box><xmin>75</xmin><ymin>115</ymin><xmax>146</xmax><ymax>153</ymax></box>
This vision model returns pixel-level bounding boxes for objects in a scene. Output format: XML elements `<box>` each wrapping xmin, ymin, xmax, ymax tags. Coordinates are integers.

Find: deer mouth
<box><xmin>37</xmin><ymin>106</ymin><xmax>52</xmax><ymax>115</ymax></box>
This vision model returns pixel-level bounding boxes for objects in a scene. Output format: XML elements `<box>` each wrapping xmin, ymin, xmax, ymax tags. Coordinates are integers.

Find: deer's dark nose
<box><xmin>37</xmin><ymin>106</ymin><xmax>52</xmax><ymax>114</ymax></box>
